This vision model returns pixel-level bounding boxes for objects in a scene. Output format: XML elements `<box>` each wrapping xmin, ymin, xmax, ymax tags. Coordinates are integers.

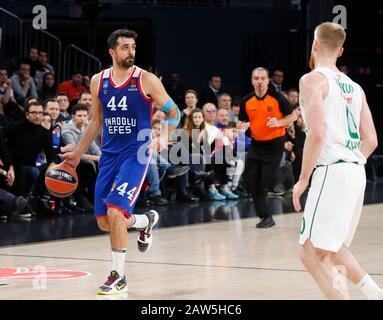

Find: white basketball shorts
<box><xmin>299</xmin><ymin>162</ymin><xmax>366</xmax><ymax>252</ymax></box>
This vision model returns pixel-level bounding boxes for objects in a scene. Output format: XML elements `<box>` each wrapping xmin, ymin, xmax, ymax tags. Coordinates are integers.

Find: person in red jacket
<box><xmin>58</xmin><ymin>70</ymin><xmax>85</xmax><ymax>103</ymax></box>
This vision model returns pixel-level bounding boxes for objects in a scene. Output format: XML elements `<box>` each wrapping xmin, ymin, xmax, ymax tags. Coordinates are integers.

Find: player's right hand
<box><xmin>60</xmin><ymin>151</ymin><xmax>80</xmax><ymax>169</ymax></box>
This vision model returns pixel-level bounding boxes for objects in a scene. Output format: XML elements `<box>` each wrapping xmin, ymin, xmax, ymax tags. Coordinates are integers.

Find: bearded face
<box><xmin>118</xmin><ymin>55</ymin><xmax>135</xmax><ymax>68</ymax></box>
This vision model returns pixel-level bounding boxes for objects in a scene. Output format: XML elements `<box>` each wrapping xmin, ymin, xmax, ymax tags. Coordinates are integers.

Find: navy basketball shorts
<box><xmin>94</xmin><ymin>149</ymin><xmax>152</xmax><ymax>220</ymax></box>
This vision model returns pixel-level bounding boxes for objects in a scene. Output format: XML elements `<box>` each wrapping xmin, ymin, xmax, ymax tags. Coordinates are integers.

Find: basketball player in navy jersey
<box><xmin>63</xmin><ymin>29</ymin><xmax>181</xmax><ymax>295</ymax></box>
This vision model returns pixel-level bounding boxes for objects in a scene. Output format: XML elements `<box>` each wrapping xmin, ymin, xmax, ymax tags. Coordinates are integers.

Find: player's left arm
<box><xmin>292</xmin><ymin>71</ymin><xmax>327</xmax><ymax>212</ymax></box>
<box><xmin>142</xmin><ymin>71</ymin><xmax>180</xmax><ymax>136</ymax></box>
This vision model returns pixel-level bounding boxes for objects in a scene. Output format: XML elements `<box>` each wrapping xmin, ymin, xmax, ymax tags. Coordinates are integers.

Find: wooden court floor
<box><xmin>0</xmin><ymin>203</ymin><xmax>382</xmax><ymax>300</ymax></box>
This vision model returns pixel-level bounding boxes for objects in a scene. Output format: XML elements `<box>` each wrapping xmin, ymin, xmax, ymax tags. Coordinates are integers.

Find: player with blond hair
<box><xmin>293</xmin><ymin>22</ymin><xmax>382</xmax><ymax>299</ymax></box>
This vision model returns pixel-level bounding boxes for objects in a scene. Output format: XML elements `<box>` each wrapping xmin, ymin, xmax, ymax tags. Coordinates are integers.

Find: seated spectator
<box><xmin>164</xmin><ymin>72</ymin><xmax>185</xmax><ymax>108</ymax></box>
<box><xmin>200</xmin><ymin>75</ymin><xmax>222</xmax><ymax>106</ymax></box>
<box><xmin>180</xmin><ymin>89</ymin><xmax>198</xmax><ymax>127</ymax></box>
<box><xmin>150</xmin><ymin>119</ymin><xmax>195</xmax><ymax>202</ymax></box>
<box><xmin>62</xmin><ymin>104</ymin><xmax>100</xmax><ymax>212</ymax></box>
<box><xmin>83</xmin><ymin>75</ymin><xmax>91</xmax><ymax>91</ymax></box>
<box><xmin>58</xmin><ymin>70</ymin><xmax>85</xmax><ymax>103</ymax></box>
<box><xmin>24</xmin><ymin>96</ymin><xmax>38</xmax><ymax>108</ymax></box>
<box><xmin>0</xmin><ymin>66</ymin><xmax>25</xmax><ymax>124</ymax></box>
<box><xmin>231</xmin><ymin>96</ymin><xmax>241</xmax><ymax>122</ymax></box>
<box><xmin>286</xmin><ymin>88</ymin><xmax>299</xmax><ymax>109</ymax></box>
<box><xmin>34</xmin><ymin>49</ymin><xmax>55</xmax><ymax>91</ymax></box>
<box><xmin>77</xmin><ymin>91</ymin><xmax>92</xmax><ymax>118</ymax></box>
<box><xmin>212</xmin><ymin>109</ymin><xmax>239</xmax><ymax>200</ymax></box>
<box><xmin>145</xmin><ymin>119</ymin><xmax>169</xmax><ymax>206</ymax></box>
<box><xmin>0</xmin><ymin>130</ymin><xmax>34</xmax><ymax>220</ymax></box>
<box><xmin>226</xmin><ymin>122</ymin><xmax>247</xmax><ymax>196</ymax></box>
<box><xmin>38</xmin><ymin>72</ymin><xmax>58</xmax><ymax>102</ymax></box>
<box><xmin>1</xmin><ymin>101</ymin><xmax>55</xmax><ymax>199</ymax></box>
<box><xmin>11</xmin><ymin>61</ymin><xmax>37</xmax><ymax>107</ymax></box>
<box><xmin>270</xmin><ymin>69</ymin><xmax>285</xmax><ymax>93</ymax></box>
<box><xmin>183</xmin><ymin>109</ymin><xmax>215</xmax><ymax>201</ymax></box>
<box><xmin>22</xmin><ymin>47</ymin><xmax>40</xmax><ymax>78</ymax></box>
<box><xmin>152</xmin><ymin>108</ymin><xmax>166</xmax><ymax>124</ymax></box>
<box><xmin>0</xmin><ymin>189</ymin><xmax>32</xmax><ymax>221</ymax></box>
<box><xmin>38</xmin><ymin>49</ymin><xmax>55</xmax><ymax>74</ymax></box>
<box><xmin>56</xmin><ymin>92</ymin><xmax>71</xmax><ymax>123</ymax></box>
<box><xmin>202</xmin><ymin>103</ymin><xmax>219</xmax><ymax>145</ymax></box>
<box><xmin>41</xmin><ymin>113</ymin><xmax>52</xmax><ymax>130</ymax></box>
<box><xmin>218</xmin><ymin>93</ymin><xmax>236</xmax><ymax>122</ymax></box>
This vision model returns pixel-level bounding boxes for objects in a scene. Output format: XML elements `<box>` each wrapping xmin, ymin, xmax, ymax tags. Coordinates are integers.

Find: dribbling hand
<box><xmin>61</xmin><ymin>151</ymin><xmax>81</xmax><ymax>170</ymax></box>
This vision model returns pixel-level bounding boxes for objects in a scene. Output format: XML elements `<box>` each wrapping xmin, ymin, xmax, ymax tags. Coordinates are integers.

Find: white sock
<box><xmin>357</xmin><ymin>274</ymin><xmax>381</xmax><ymax>300</ymax></box>
<box><xmin>132</xmin><ymin>214</ymin><xmax>149</xmax><ymax>229</ymax></box>
<box><xmin>111</xmin><ymin>248</ymin><xmax>126</xmax><ymax>277</ymax></box>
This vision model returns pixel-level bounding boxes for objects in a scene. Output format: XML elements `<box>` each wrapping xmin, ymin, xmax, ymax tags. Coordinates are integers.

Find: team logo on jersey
<box><xmin>335</xmin><ymin>77</ymin><xmax>354</xmax><ymax>95</ymax></box>
<box><xmin>267</xmin><ymin>106</ymin><xmax>272</xmax><ymax>112</ymax></box>
<box><xmin>345</xmin><ymin>105</ymin><xmax>361</xmax><ymax>150</ymax></box>
<box><xmin>103</xmin><ymin>80</ymin><xmax>109</xmax><ymax>94</ymax></box>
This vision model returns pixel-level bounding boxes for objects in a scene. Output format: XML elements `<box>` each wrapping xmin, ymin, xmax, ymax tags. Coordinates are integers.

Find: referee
<box><xmin>239</xmin><ymin>67</ymin><xmax>296</xmax><ymax>228</ymax></box>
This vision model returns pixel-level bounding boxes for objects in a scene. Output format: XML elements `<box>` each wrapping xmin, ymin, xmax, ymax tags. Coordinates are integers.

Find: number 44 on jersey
<box><xmin>107</xmin><ymin>96</ymin><xmax>128</xmax><ymax>111</ymax></box>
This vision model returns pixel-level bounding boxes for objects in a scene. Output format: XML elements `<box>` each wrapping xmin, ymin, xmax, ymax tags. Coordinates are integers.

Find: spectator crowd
<box><xmin>0</xmin><ymin>46</ymin><xmax>306</xmax><ymax>223</ymax></box>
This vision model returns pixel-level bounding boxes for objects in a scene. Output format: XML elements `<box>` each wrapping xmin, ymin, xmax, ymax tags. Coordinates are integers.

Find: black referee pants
<box><xmin>244</xmin><ymin>144</ymin><xmax>283</xmax><ymax>219</ymax></box>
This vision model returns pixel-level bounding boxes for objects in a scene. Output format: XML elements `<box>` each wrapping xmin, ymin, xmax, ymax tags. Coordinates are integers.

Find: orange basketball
<box><xmin>45</xmin><ymin>163</ymin><xmax>78</xmax><ymax>198</ymax></box>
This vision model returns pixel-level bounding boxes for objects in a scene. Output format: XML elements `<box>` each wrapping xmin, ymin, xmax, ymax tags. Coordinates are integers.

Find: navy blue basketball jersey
<box><xmin>98</xmin><ymin>66</ymin><xmax>152</xmax><ymax>155</ymax></box>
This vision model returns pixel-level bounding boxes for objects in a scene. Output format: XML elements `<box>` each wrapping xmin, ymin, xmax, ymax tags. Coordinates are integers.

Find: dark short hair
<box><xmin>0</xmin><ymin>66</ymin><xmax>7</xmax><ymax>72</ymax></box>
<box><xmin>79</xmin><ymin>91</ymin><xmax>91</xmax><ymax>100</ymax></box>
<box><xmin>272</xmin><ymin>69</ymin><xmax>284</xmax><ymax>76</ymax></box>
<box><xmin>286</xmin><ymin>88</ymin><xmax>299</xmax><ymax>94</ymax></box>
<box><xmin>71</xmin><ymin>69</ymin><xmax>83</xmax><ymax>77</ymax></box>
<box><xmin>71</xmin><ymin>103</ymin><xmax>89</xmax><ymax>115</ymax></box>
<box><xmin>184</xmin><ymin>89</ymin><xmax>198</xmax><ymax>99</ymax></box>
<box><xmin>231</xmin><ymin>96</ymin><xmax>241</xmax><ymax>106</ymax></box>
<box><xmin>25</xmin><ymin>101</ymin><xmax>43</xmax><ymax>113</ymax></box>
<box><xmin>43</xmin><ymin>98</ymin><xmax>58</xmax><ymax>109</ymax></box>
<box><xmin>55</xmin><ymin>92</ymin><xmax>68</xmax><ymax>99</ymax></box>
<box><xmin>107</xmin><ymin>29</ymin><xmax>137</xmax><ymax>50</ymax></box>
<box><xmin>151</xmin><ymin>119</ymin><xmax>162</xmax><ymax>127</ymax></box>
<box><xmin>19</xmin><ymin>60</ymin><xmax>31</xmax><ymax>68</ymax></box>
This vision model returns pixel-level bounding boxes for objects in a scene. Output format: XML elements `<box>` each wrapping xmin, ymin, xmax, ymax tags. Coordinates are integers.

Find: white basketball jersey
<box><xmin>300</xmin><ymin>67</ymin><xmax>366</xmax><ymax>166</ymax></box>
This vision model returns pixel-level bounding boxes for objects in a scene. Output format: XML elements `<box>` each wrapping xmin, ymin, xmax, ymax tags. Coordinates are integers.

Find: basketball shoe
<box><xmin>137</xmin><ymin>210</ymin><xmax>159</xmax><ymax>253</ymax></box>
<box><xmin>96</xmin><ymin>270</ymin><xmax>127</xmax><ymax>295</ymax></box>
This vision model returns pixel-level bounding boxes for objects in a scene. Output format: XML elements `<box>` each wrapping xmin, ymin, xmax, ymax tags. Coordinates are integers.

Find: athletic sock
<box><xmin>357</xmin><ymin>274</ymin><xmax>381</xmax><ymax>300</ymax></box>
<box><xmin>132</xmin><ymin>214</ymin><xmax>149</xmax><ymax>229</ymax></box>
<box><xmin>111</xmin><ymin>248</ymin><xmax>126</xmax><ymax>277</ymax></box>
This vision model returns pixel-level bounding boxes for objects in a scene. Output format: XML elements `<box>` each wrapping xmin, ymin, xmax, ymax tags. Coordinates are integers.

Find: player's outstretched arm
<box><xmin>62</xmin><ymin>73</ymin><xmax>103</xmax><ymax>169</ymax></box>
<box><xmin>359</xmin><ymin>90</ymin><xmax>378</xmax><ymax>159</ymax></box>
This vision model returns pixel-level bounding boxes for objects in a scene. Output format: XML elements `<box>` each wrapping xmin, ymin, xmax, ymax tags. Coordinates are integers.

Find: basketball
<box><xmin>45</xmin><ymin>163</ymin><xmax>78</xmax><ymax>198</ymax></box>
